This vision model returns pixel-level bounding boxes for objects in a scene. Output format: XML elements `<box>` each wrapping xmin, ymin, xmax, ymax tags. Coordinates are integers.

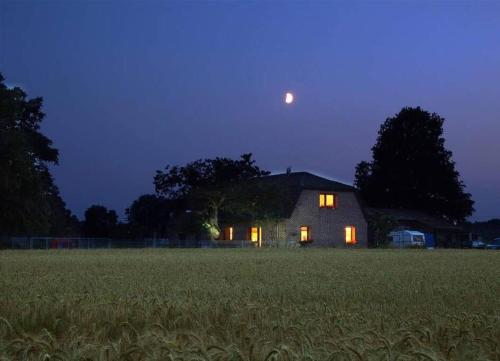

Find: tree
<box><xmin>82</xmin><ymin>205</ymin><xmax>118</xmax><ymax>237</ymax></box>
<box><xmin>126</xmin><ymin>194</ymin><xmax>174</xmax><ymax>237</ymax></box>
<box><xmin>154</xmin><ymin>153</ymin><xmax>270</xmax><ymax>239</ymax></box>
<box><xmin>367</xmin><ymin>214</ymin><xmax>399</xmax><ymax>247</ymax></box>
<box><xmin>355</xmin><ymin>107</ymin><xmax>474</xmax><ymax>223</ymax></box>
<box><xmin>463</xmin><ymin>218</ymin><xmax>500</xmax><ymax>241</ymax></box>
<box><xmin>40</xmin><ymin>168</ymin><xmax>80</xmax><ymax>236</ymax></box>
<box><xmin>0</xmin><ymin>73</ymin><xmax>77</xmax><ymax>236</ymax></box>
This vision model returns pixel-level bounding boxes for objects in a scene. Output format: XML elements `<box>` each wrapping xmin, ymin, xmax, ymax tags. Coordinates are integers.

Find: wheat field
<box><xmin>0</xmin><ymin>249</ymin><xmax>499</xmax><ymax>360</ymax></box>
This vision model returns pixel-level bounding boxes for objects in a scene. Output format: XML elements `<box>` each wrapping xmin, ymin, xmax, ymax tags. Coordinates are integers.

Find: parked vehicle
<box><xmin>389</xmin><ymin>230</ymin><xmax>426</xmax><ymax>248</ymax></box>
<box><xmin>485</xmin><ymin>238</ymin><xmax>500</xmax><ymax>250</ymax></box>
<box><xmin>465</xmin><ymin>240</ymin><xmax>486</xmax><ymax>249</ymax></box>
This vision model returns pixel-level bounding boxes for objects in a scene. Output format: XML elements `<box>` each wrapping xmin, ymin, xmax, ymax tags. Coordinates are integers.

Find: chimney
<box><xmin>286</xmin><ymin>167</ymin><xmax>292</xmax><ymax>175</ymax></box>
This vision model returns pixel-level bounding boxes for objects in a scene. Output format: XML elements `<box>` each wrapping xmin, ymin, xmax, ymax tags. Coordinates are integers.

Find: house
<box><xmin>220</xmin><ymin>172</ymin><xmax>368</xmax><ymax>247</ymax></box>
<box><xmin>364</xmin><ymin>207</ymin><xmax>468</xmax><ymax>248</ymax></box>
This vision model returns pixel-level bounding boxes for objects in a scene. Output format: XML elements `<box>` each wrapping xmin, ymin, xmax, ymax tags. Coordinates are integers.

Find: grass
<box><xmin>0</xmin><ymin>249</ymin><xmax>499</xmax><ymax>360</ymax></box>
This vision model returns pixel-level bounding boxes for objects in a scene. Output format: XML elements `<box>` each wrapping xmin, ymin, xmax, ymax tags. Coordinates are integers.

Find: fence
<box><xmin>2</xmin><ymin>237</ymin><xmax>258</xmax><ymax>250</ymax></box>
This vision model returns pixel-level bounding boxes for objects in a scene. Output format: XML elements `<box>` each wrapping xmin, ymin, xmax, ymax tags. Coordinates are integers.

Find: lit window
<box><xmin>224</xmin><ymin>227</ymin><xmax>233</xmax><ymax>241</ymax></box>
<box><xmin>250</xmin><ymin>227</ymin><xmax>261</xmax><ymax>242</ymax></box>
<box><xmin>250</xmin><ymin>227</ymin><xmax>263</xmax><ymax>247</ymax></box>
<box><xmin>300</xmin><ymin>226</ymin><xmax>311</xmax><ymax>242</ymax></box>
<box><xmin>345</xmin><ymin>226</ymin><xmax>356</xmax><ymax>244</ymax></box>
<box><xmin>319</xmin><ymin>193</ymin><xmax>336</xmax><ymax>208</ymax></box>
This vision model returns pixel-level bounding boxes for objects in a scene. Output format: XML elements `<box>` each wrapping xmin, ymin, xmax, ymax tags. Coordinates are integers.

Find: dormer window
<box><xmin>319</xmin><ymin>193</ymin><xmax>336</xmax><ymax>208</ymax></box>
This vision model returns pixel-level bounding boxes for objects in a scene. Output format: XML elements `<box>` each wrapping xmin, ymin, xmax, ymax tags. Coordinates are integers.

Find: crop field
<box><xmin>0</xmin><ymin>249</ymin><xmax>499</xmax><ymax>361</ymax></box>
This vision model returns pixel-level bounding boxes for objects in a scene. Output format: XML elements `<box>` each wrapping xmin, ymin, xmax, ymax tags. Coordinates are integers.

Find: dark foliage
<box><xmin>126</xmin><ymin>194</ymin><xmax>176</xmax><ymax>237</ymax></box>
<box><xmin>366</xmin><ymin>214</ymin><xmax>399</xmax><ymax>248</ymax></box>
<box><xmin>154</xmin><ymin>153</ymin><xmax>269</xmax><ymax>198</ymax></box>
<box><xmin>82</xmin><ymin>205</ymin><xmax>118</xmax><ymax>237</ymax></box>
<box><xmin>464</xmin><ymin>218</ymin><xmax>500</xmax><ymax>241</ymax></box>
<box><xmin>355</xmin><ymin>107</ymin><xmax>474</xmax><ymax>223</ymax></box>
<box><xmin>154</xmin><ymin>153</ymin><xmax>270</xmax><ymax>239</ymax></box>
<box><xmin>0</xmin><ymin>73</ymin><xmax>78</xmax><ymax>236</ymax></box>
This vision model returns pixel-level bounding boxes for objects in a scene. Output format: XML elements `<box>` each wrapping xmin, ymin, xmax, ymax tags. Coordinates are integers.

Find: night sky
<box><xmin>1</xmin><ymin>1</ymin><xmax>499</xmax><ymax>221</ymax></box>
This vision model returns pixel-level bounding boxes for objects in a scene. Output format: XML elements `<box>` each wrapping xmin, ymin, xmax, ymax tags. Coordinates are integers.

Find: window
<box><xmin>249</xmin><ymin>227</ymin><xmax>262</xmax><ymax>243</ymax></box>
<box><xmin>223</xmin><ymin>227</ymin><xmax>233</xmax><ymax>241</ymax></box>
<box><xmin>319</xmin><ymin>193</ymin><xmax>336</xmax><ymax>208</ymax></box>
<box><xmin>345</xmin><ymin>226</ymin><xmax>356</xmax><ymax>245</ymax></box>
<box><xmin>249</xmin><ymin>226</ymin><xmax>262</xmax><ymax>247</ymax></box>
<box><xmin>300</xmin><ymin>226</ymin><xmax>311</xmax><ymax>242</ymax></box>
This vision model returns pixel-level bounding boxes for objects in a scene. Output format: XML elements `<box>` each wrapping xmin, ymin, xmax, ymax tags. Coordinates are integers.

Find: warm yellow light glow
<box><xmin>250</xmin><ymin>227</ymin><xmax>262</xmax><ymax>247</ymax></box>
<box><xmin>223</xmin><ymin>226</ymin><xmax>233</xmax><ymax>241</ymax></box>
<box><xmin>319</xmin><ymin>193</ymin><xmax>336</xmax><ymax>208</ymax></box>
<box><xmin>250</xmin><ymin>227</ymin><xmax>261</xmax><ymax>242</ymax></box>
<box><xmin>345</xmin><ymin>226</ymin><xmax>356</xmax><ymax>244</ymax></box>
<box><xmin>326</xmin><ymin>194</ymin><xmax>335</xmax><ymax>207</ymax></box>
<box><xmin>285</xmin><ymin>92</ymin><xmax>294</xmax><ymax>104</ymax></box>
<box><xmin>300</xmin><ymin>226</ymin><xmax>310</xmax><ymax>242</ymax></box>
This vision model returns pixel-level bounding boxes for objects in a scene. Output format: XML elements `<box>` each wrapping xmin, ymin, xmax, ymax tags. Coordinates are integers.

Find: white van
<box><xmin>389</xmin><ymin>230</ymin><xmax>426</xmax><ymax>248</ymax></box>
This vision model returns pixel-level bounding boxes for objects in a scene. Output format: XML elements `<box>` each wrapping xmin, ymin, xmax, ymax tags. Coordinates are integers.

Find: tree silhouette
<box><xmin>83</xmin><ymin>205</ymin><xmax>118</xmax><ymax>237</ymax></box>
<box><xmin>154</xmin><ymin>153</ymin><xmax>269</xmax><ymax>239</ymax></box>
<box><xmin>126</xmin><ymin>194</ymin><xmax>174</xmax><ymax>237</ymax></box>
<box><xmin>0</xmin><ymin>73</ymin><xmax>77</xmax><ymax>236</ymax></box>
<box><xmin>355</xmin><ymin>107</ymin><xmax>474</xmax><ymax>223</ymax></box>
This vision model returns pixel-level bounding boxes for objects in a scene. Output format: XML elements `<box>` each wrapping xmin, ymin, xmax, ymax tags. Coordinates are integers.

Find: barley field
<box><xmin>0</xmin><ymin>249</ymin><xmax>499</xmax><ymax>361</ymax></box>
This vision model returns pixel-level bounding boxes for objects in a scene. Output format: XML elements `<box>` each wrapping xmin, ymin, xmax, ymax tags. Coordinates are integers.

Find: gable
<box><xmin>246</xmin><ymin>172</ymin><xmax>356</xmax><ymax>219</ymax></box>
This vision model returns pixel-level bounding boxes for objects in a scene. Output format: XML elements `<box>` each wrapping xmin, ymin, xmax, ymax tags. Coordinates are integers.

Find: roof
<box><xmin>246</xmin><ymin>172</ymin><xmax>355</xmax><ymax>219</ymax></box>
<box><xmin>364</xmin><ymin>207</ymin><xmax>461</xmax><ymax>231</ymax></box>
<box><xmin>259</xmin><ymin>172</ymin><xmax>355</xmax><ymax>192</ymax></box>
<box><xmin>406</xmin><ymin>230</ymin><xmax>425</xmax><ymax>235</ymax></box>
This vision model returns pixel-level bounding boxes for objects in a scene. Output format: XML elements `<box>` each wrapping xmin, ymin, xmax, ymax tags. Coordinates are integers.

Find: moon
<box><xmin>284</xmin><ymin>92</ymin><xmax>294</xmax><ymax>104</ymax></box>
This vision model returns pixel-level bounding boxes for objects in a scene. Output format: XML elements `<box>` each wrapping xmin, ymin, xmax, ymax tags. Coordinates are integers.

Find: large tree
<box><xmin>0</xmin><ymin>73</ymin><xmax>77</xmax><ymax>236</ymax></box>
<box><xmin>154</xmin><ymin>153</ymin><xmax>270</xmax><ymax>239</ymax></box>
<box><xmin>126</xmin><ymin>194</ymin><xmax>174</xmax><ymax>237</ymax></box>
<box><xmin>355</xmin><ymin>107</ymin><xmax>474</xmax><ymax>223</ymax></box>
<box><xmin>82</xmin><ymin>205</ymin><xmax>118</xmax><ymax>237</ymax></box>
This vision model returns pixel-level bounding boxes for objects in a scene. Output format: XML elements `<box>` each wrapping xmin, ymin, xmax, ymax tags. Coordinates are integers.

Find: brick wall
<box><xmin>284</xmin><ymin>190</ymin><xmax>367</xmax><ymax>247</ymax></box>
<box><xmin>226</xmin><ymin>190</ymin><xmax>367</xmax><ymax>247</ymax></box>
